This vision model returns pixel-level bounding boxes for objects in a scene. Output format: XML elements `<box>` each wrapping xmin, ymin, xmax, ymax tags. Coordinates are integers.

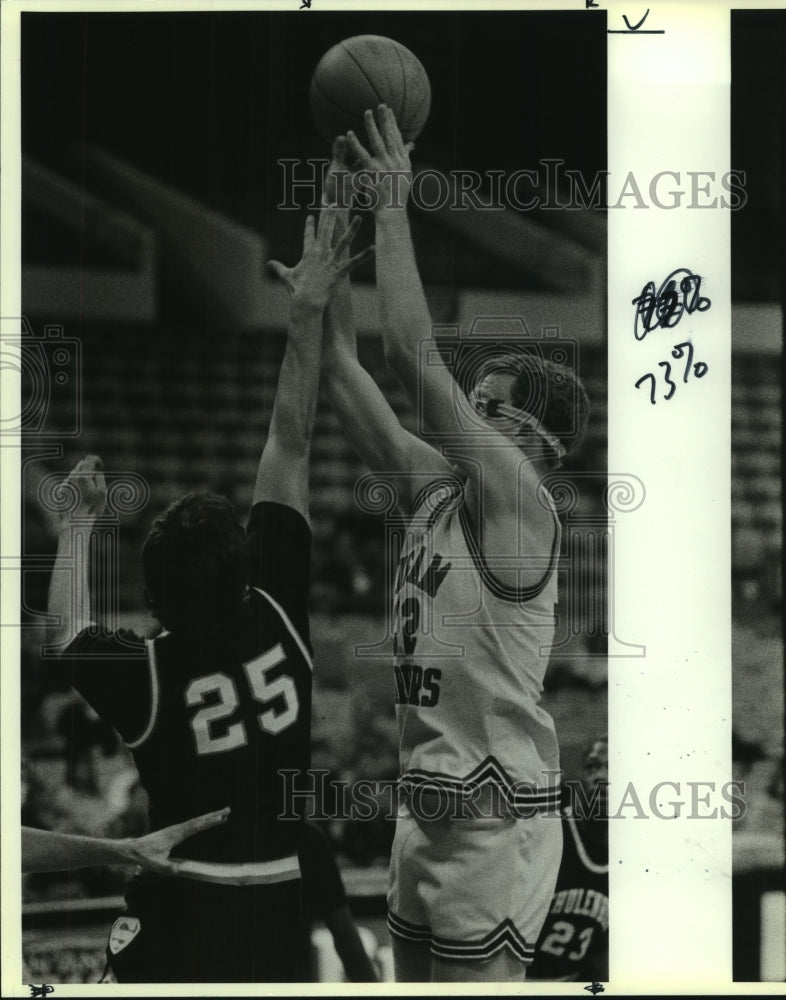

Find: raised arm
<box><xmin>46</xmin><ymin>455</ymin><xmax>107</xmax><ymax>649</ymax></box>
<box><xmin>321</xmin><ymin>140</ymin><xmax>454</xmax><ymax>514</ymax></box>
<box><xmin>345</xmin><ymin>109</ymin><xmax>557</xmax><ymax>580</ymax></box>
<box><xmin>256</xmin><ymin>207</ymin><xmax>372</xmax><ymax>523</ymax></box>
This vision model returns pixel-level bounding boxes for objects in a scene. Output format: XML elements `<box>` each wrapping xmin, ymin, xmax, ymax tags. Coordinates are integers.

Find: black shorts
<box><xmin>107</xmin><ymin>875</ymin><xmax>306</xmax><ymax>983</ymax></box>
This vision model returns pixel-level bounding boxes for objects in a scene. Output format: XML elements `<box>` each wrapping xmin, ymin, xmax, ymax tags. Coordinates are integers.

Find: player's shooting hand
<box><xmin>323</xmin><ymin>137</ymin><xmax>352</xmax><ymax>216</ymax></box>
<box><xmin>119</xmin><ymin>807</ymin><xmax>231</xmax><ymax>876</ymax></box>
<box><xmin>267</xmin><ymin>208</ymin><xmax>374</xmax><ymax>310</ymax></box>
<box><xmin>56</xmin><ymin>454</ymin><xmax>108</xmax><ymax>531</ymax></box>
<box><xmin>345</xmin><ymin>104</ymin><xmax>414</xmax><ymax>212</ymax></box>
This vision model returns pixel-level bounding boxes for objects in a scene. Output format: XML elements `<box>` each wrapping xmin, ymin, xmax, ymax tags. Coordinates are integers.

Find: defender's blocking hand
<box><xmin>121</xmin><ymin>808</ymin><xmax>231</xmax><ymax>876</ymax></box>
<box><xmin>56</xmin><ymin>454</ymin><xmax>108</xmax><ymax>530</ymax></box>
<box><xmin>323</xmin><ymin>136</ymin><xmax>353</xmax><ymax>215</ymax></box>
<box><xmin>267</xmin><ymin>208</ymin><xmax>374</xmax><ymax>309</ymax></box>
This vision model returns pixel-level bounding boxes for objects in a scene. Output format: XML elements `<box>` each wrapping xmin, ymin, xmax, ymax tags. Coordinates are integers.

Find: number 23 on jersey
<box><xmin>540</xmin><ymin>920</ymin><xmax>594</xmax><ymax>962</ymax></box>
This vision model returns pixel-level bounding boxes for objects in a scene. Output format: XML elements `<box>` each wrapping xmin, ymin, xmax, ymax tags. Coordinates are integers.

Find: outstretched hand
<box><xmin>267</xmin><ymin>207</ymin><xmax>373</xmax><ymax>309</ymax></box>
<box><xmin>121</xmin><ymin>807</ymin><xmax>231</xmax><ymax>875</ymax></box>
<box><xmin>56</xmin><ymin>454</ymin><xmax>107</xmax><ymax>530</ymax></box>
<box><xmin>323</xmin><ymin>136</ymin><xmax>353</xmax><ymax>212</ymax></box>
<box><xmin>345</xmin><ymin>104</ymin><xmax>415</xmax><ymax>212</ymax></box>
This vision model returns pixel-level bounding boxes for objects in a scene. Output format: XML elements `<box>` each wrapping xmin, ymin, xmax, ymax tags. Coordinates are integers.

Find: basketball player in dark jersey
<box><xmin>46</xmin><ymin>208</ymin><xmax>371</xmax><ymax>983</ymax></box>
<box><xmin>529</xmin><ymin>738</ymin><xmax>609</xmax><ymax>982</ymax></box>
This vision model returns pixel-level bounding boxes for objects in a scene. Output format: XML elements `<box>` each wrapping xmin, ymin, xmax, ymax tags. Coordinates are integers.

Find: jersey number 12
<box><xmin>185</xmin><ymin>643</ymin><xmax>299</xmax><ymax>756</ymax></box>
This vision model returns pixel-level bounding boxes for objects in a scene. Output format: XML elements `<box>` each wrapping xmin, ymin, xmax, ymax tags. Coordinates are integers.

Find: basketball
<box><xmin>309</xmin><ymin>35</ymin><xmax>431</xmax><ymax>147</ymax></box>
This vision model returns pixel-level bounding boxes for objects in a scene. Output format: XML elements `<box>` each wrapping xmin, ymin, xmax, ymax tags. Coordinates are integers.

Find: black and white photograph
<box><xmin>0</xmin><ymin>0</ymin><xmax>782</xmax><ymax>993</ymax></box>
<box><xmin>729</xmin><ymin>7</ymin><xmax>784</xmax><ymax>984</ymax></box>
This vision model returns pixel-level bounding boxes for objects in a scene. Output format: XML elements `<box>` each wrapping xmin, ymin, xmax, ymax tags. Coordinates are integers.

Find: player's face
<box><xmin>580</xmin><ymin>739</ymin><xmax>609</xmax><ymax>811</ymax></box>
<box><xmin>470</xmin><ymin>371</ymin><xmax>517</xmax><ymax>426</ymax></box>
<box><xmin>471</xmin><ymin>370</ymin><xmax>554</xmax><ymax>462</ymax></box>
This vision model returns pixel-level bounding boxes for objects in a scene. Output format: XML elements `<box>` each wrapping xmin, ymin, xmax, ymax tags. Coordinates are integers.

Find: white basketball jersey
<box><xmin>391</xmin><ymin>478</ymin><xmax>562</xmax><ymax>813</ymax></box>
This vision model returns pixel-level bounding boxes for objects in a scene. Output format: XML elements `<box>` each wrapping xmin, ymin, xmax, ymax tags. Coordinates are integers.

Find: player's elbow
<box><xmin>44</xmin><ymin>620</ymin><xmax>74</xmax><ymax>656</ymax></box>
<box><xmin>44</xmin><ymin>599</ymin><xmax>70</xmax><ymax>652</ymax></box>
<box><xmin>266</xmin><ymin>431</ymin><xmax>312</xmax><ymax>463</ymax></box>
<box><xmin>322</xmin><ymin>337</ymin><xmax>355</xmax><ymax>377</ymax></box>
<box><xmin>382</xmin><ymin>338</ymin><xmax>417</xmax><ymax>382</ymax></box>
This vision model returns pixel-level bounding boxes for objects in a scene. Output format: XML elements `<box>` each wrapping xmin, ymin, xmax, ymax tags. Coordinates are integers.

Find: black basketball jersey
<box><xmin>62</xmin><ymin>502</ymin><xmax>313</xmax><ymax>868</ymax></box>
<box><xmin>529</xmin><ymin>811</ymin><xmax>609</xmax><ymax>981</ymax></box>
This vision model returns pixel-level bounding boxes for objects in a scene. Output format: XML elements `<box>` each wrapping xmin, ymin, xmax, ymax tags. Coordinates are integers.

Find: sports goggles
<box><xmin>467</xmin><ymin>389</ymin><xmax>567</xmax><ymax>460</ymax></box>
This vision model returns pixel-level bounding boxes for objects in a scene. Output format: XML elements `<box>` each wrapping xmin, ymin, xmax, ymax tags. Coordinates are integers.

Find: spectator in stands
<box><xmin>51</xmin><ymin>702</ymin><xmax>141</xmax><ymax>842</ymax></box>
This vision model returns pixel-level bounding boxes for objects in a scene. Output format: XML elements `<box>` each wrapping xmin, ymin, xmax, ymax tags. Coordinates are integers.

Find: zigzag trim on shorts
<box><xmin>400</xmin><ymin>754</ymin><xmax>561</xmax><ymax>813</ymax></box>
<box><xmin>387</xmin><ymin>912</ymin><xmax>432</xmax><ymax>943</ymax></box>
<box><xmin>387</xmin><ymin>912</ymin><xmax>536</xmax><ymax>963</ymax></box>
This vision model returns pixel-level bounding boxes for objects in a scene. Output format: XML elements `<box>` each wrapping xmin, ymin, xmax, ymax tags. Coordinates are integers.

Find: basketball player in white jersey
<box><xmin>322</xmin><ymin>108</ymin><xmax>590</xmax><ymax>983</ymax></box>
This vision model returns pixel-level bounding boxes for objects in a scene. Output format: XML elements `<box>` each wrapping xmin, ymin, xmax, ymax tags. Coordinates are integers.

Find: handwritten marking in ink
<box><xmin>632</xmin><ymin>268</ymin><xmax>711</xmax><ymax>340</ymax></box>
<box><xmin>585</xmin><ymin>0</ymin><xmax>600</xmax><ymax>8</ymax></box>
<box><xmin>635</xmin><ymin>341</ymin><xmax>709</xmax><ymax>405</ymax></box>
<box><xmin>299</xmin><ymin>0</ymin><xmax>312</xmax><ymax>8</ymax></box>
<box><xmin>608</xmin><ymin>8</ymin><xmax>665</xmax><ymax>33</ymax></box>
<box><xmin>623</xmin><ymin>9</ymin><xmax>650</xmax><ymax>30</ymax></box>
<box><xmin>29</xmin><ymin>988</ymin><xmax>54</xmax><ymax>999</ymax></box>
<box><xmin>584</xmin><ymin>983</ymin><xmax>605</xmax><ymax>996</ymax></box>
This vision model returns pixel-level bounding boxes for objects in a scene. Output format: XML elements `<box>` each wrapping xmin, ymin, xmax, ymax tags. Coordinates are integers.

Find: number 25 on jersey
<box><xmin>184</xmin><ymin>644</ymin><xmax>299</xmax><ymax>756</ymax></box>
